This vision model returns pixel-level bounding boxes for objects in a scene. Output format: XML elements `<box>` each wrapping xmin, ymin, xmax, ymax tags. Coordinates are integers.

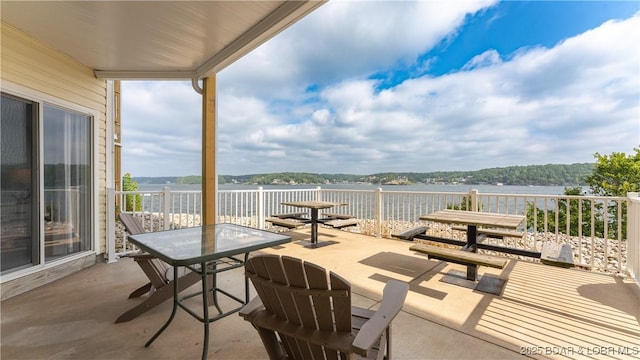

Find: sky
<box><xmin>121</xmin><ymin>1</ymin><xmax>640</xmax><ymax>177</ymax></box>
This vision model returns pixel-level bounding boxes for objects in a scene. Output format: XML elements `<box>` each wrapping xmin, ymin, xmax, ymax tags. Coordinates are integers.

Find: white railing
<box><xmin>107</xmin><ymin>187</ymin><xmax>632</xmax><ymax>275</ymax></box>
<box><xmin>627</xmin><ymin>192</ymin><xmax>640</xmax><ymax>285</ymax></box>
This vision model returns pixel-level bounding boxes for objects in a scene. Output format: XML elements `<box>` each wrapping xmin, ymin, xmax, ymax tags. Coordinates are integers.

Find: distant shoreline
<box><xmin>137</xmin><ymin>183</ymin><xmax>584</xmax><ymax>196</ymax></box>
<box><xmin>131</xmin><ymin>163</ymin><xmax>593</xmax><ymax>187</ymax></box>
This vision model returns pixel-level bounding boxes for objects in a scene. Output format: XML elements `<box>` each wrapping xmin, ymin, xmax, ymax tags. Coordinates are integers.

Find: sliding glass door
<box><xmin>1</xmin><ymin>93</ymin><xmax>93</xmax><ymax>274</ymax></box>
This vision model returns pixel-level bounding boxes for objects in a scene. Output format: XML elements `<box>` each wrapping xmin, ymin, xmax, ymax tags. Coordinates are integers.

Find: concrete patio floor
<box><xmin>2</xmin><ymin>227</ymin><xmax>639</xmax><ymax>360</ymax></box>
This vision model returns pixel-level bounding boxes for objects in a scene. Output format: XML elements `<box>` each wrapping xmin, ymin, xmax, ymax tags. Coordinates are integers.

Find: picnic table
<box><xmin>413</xmin><ymin>209</ymin><xmax>526</xmax><ymax>294</ymax></box>
<box><xmin>280</xmin><ymin>201</ymin><xmax>347</xmax><ymax>248</ymax></box>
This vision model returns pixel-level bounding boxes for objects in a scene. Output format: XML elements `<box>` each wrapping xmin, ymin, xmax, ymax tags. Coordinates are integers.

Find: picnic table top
<box><xmin>419</xmin><ymin>209</ymin><xmax>524</xmax><ymax>229</ymax></box>
<box><xmin>281</xmin><ymin>201</ymin><xmax>347</xmax><ymax>210</ymax></box>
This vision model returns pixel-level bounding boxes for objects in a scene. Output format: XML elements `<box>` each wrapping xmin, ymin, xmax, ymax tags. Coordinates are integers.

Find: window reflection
<box><xmin>43</xmin><ymin>104</ymin><xmax>92</xmax><ymax>261</ymax></box>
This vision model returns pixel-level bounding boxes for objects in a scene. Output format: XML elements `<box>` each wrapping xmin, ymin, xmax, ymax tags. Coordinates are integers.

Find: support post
<box><xmin>202</xmin><ymin>76</ymin><xmax>217</xmax><ymax>226</ymax></box>
<box><xmin>470</xmin><ymin>189</ymin><xmax>479</xmax><ymax>212</ymax></box>
<box><xmin>107</xmin><ymin>188</ymin><xmax>117</xmax><ymax>263</ymax></box>
<box><xmin>375</xmin><ymin>188</ymin><xmax>383</xmax><ymax>238</ymax></box>
<box><xmin>163</xmin><ymin>187</ymin><xmax>171</xmax><ymax>230</ymax></box>
<box><xmin>258</xmin><ymin>187</ymin><xmax>265</xmax><ymax>229</ymax></box>
<box><xmin>465</xmin><ymin>225</ymin><xmax>478</xmax><ymax>281</ymax></box>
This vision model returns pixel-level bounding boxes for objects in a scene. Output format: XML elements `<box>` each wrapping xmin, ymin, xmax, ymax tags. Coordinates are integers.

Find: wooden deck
<box><xmin>2</xmin><ymin>228</ymin><xmax>638</xmax><ymax>360</ymax></box>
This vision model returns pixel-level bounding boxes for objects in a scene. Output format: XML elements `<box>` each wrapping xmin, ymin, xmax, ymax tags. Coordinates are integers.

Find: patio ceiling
<box><xmin>0</xmin><ymin>0</ymin><xmax>325</xmax><ymax>80</ymax></box>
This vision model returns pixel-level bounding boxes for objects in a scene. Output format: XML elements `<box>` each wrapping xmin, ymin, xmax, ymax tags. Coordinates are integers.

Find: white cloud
<box><xmin>218</xmin><ymin>0</ymin><xmax>498</xmax><ymax>98</ymax></box>
<box><xmin>122</xmin><ymin>4</ymin><xmax>640</xmax><ymax>176</ymax></box>
<box><xmin>462</xmin><ymin>49</ymin><xmax>502</xmax><ymax>70</ymax></box>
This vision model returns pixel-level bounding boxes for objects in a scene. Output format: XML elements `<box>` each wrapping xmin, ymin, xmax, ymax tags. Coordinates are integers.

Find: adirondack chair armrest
<box><xmin>127</xmin><ymin>252</ymin><xmax>155</xmax><ymax>261</ymax></box>
<box><xmin>239</xmin><ymin>296</ymin><xmax>265</xmax><ymax>319</ymax></box>
<box><xmin>352</xmin><ymin>279</ymin><xmax>409</xmax><ymax>354</ymax></box>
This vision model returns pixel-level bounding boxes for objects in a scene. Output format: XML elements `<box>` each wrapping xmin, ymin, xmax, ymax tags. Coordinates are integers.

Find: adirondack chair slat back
<box><xmin>245</xmin><ymin>255</ymin><xmax>353</xmax><ymax>359</ymax></box>
<box><xmin>118</xmin><ymin>212</ymin><xmax>170</xmax><ymax>278</ymax></box>
<box><xmin>119</xmin><ymin>213</ymin><xmax>146</xmax><ymax>235</ymax></box>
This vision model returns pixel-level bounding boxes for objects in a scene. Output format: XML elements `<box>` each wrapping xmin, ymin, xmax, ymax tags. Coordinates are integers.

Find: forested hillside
<box><xmin>132</xmin><ymin>163</ymin><xmax>593</xmax><ymax>186</ymax></box>
<box><xmin>221</xmin><ymin>163</ymin><xmax>593</xmax><ymax>186</ymax></box>
<box><xmin>368</xmin><ymin>163</ymin><xmax>594</xmax><ymax>186</ymax></box>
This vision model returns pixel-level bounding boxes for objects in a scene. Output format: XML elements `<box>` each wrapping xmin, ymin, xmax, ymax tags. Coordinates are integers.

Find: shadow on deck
<box><xmin>2</xmin><ymin>228</ymin><xmax>639</xmax><ymax>359</ymax></box>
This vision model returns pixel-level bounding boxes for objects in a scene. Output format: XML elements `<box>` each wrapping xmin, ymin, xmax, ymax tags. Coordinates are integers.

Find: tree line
<box><xmin>525</xmin><ymin>149</ymin><xmax>639</xmax><ymax>239</ymax></box>
<box><xmin>213</xmin><ymin>163</ymin><xmax>595</xmax><ymax>186</ymax></box>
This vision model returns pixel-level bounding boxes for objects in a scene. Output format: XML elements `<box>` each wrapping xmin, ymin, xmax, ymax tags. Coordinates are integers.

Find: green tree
<box><xmin>527</xmin><ymin>150</ymin><xmax>638</xmax><ymax>239</ymax></box>
<box><xmin>527</xmin><ymin>187</ymin><xmax>604</xmax><ymax>237</ymax></box>
<box><xmin>585</xmin><ymin>148</ymin><xmax>640</xmax><ymax>196</ymax></box>
<box><xmin>446</xmin><ymin>196</ymin><xmax>482</xmax><ymax>211</ymax></box>
<box><xmin>447</xmin><ymin>197</ymin><xmax>470</xmax><ymax>211</ymax></box>
<box><xmin>122</xmin><ymin>173</ymin><xmax>142</xmax><ymax>212</ymax></box>
<box><xmin>584</xmin><ymin>148</ymin><xmax>639</xmax><ymax>239</ymax></box>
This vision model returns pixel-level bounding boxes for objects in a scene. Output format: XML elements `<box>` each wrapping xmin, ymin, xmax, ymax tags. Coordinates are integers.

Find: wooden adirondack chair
<box><xmin>115</xmin><ymin>213</ymin><xmax>201</xmax><ymax>323</ymax></box>
<box><xmin>240</xmin><ymin>254</ymin><xmax>409</xmax><ymax>360</ymax></box>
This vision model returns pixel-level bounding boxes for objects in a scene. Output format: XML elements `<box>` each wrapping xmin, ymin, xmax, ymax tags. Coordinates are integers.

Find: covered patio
<box><xmin>2</xmin><ymin>2</ymin><xmax>639</xmax><ymax>358</ymax></box>
<box><xmin>2</xmin><ymin>228</ymin><xmax>639</xmax><ymax>359</ymax></box>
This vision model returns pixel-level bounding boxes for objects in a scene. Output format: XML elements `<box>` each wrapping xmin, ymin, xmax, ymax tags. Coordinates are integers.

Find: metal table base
<box><xmin>144</xmin><ymin>254</ymin><xmax>248</xmax><ymax>360</ymax></box>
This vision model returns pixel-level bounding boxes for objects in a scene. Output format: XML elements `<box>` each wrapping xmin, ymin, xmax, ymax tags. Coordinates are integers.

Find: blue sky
<box><xmin>122</xmin><ymin>1</ymin><xmax>639</xmax><ymax>177</ymax></box>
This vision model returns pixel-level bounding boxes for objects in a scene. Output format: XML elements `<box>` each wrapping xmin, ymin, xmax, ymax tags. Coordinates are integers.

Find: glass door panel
<box><xmin>43</xmin><ymin>104</ymin><xmax>92</xmax><ymax>261</ymax></box>
<box><xmin>1</xmin><ymin>94</ymin><xmax>37</xmax><ymax>272</ymax></box>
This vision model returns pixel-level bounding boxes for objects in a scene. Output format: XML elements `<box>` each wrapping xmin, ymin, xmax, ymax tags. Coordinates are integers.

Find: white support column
<box><xmin>106</xmin><ymin>188</ymin><xmax>117</xmax><ymax>263</ymax></box>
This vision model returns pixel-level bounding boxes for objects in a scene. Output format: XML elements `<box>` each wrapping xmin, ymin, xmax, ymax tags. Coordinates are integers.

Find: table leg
<box><xmin>310</xmin><ymin>208</ymin><xmax>319</xmax><ymax>245</ymax></box>
<box><xmin>465</xmin><ymin>225</ymin><xmax>478</xmax><ymax>281</ymax></box>
<box><xmin>145</xmin><ymin>266</ymin><xmax>179</xmax><ymax>347</ymax></box>
<box><xmin>209</xmin><ymin>263</ymin><xmax>223</xmax><ymax>315</ymax></box>
<box><xmin>201</xmin><ymin>262</ymin><xmax>210</xmax><ymax>360</ymax></box>
<box><xmin>244</xmin><ymin>253</ymin><xmax>250</xmax><ymax>303</ymax></box>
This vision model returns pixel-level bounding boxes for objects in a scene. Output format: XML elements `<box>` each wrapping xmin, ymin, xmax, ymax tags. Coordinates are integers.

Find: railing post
<box><xmin>375</xmin><ymin>188</ymin><xmax>383</xmax><ymax>238</ymax></box>
<box><xmin>106</xmin><ymin>188</ymin><xmax>117</xmax><ymax>263</ymax></box>
<box><xmin>163</xmin><ymin>187</ymin><xmax>171</xmax><ymax>230</ymax></box>
<box><xmin>316</xmin><ymin>186</ymin><xmax>322</xmax><ymax>201</ymax></box>
<box><xmin>627</xmin><ymin>192</ymin><xmax>640</xmax><ymax>285</ymax></box>
<box><xmin>470</xmin><ymin>189</ymin><xmax>479</xmax><ymax>212</ymax></box>
<box><xmin>258</xmin><ymin>187</ymin><xmax>265</xmax><ymax>230</ymax></box>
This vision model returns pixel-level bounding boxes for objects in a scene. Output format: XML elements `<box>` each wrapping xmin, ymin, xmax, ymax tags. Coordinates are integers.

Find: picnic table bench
<box><xmin>410</xmin><ymin>243</ymin><xmax>507</xmax><ymax>269</ymax></box>
<box><xmin>392</xmin><ymin>226</ymin><xmax>428</xmax><ymax>241</ymax></box>
<box><xmin>451</xmin><ymin>225</ymin><xmax>524</xmax><ymax>239</ymax></box>
<box><xmin>323</xmin><ymin>218</ymin><xmax>359</xmax><ymax>229</ymax></box>
<box><xmin>271</xmin><ymin>212</ymin><xmax>309</xmax><ymax>220</ymax></box>
<box><xmin>410</xmin><ymin>242</ymin><xmax>509</xmax><ymax>295</ymax></box>
<box><xmin>265</xmin><ymin>217</ymin><xmax>308</xmax><ymax>229</ymax></box>
<box><xmin>321</xmin><ymin>212</ymin><xmax>354</xmax><ymax>220</ymax></box>
<box><xmin>541</xmin><ymin>242</ymin><xmax>575</xmax><ymax>267</ymax></box>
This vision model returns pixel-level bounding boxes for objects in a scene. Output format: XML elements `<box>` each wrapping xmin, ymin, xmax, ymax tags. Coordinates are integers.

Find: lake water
<box><xmin>138</xmin><ymin>183</ymin><xmax>584</xmax><ymax>195</ymax></box>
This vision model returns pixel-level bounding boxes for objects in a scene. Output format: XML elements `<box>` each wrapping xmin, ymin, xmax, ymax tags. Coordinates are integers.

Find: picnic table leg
<box><xmin>465</xmin><ymin>225</ymin><xmax>478</xmax><ymax>281</ymax></box>
<box><xmin>310</xmin><ymin>208</ymin><xmax>319</xmax><ymax>246</ymax></box>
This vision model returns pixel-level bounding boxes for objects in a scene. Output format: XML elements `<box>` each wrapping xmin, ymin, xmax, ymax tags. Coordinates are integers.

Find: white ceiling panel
<box><xmin>1</xmin><ymin>1</ymin><xmax>325</xmax><ymax>79</ymax></box>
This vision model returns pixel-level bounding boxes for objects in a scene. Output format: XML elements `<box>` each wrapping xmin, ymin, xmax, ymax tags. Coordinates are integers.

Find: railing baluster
<box><xmin>109</xmin><ymin>186</ymin><xmax>629</xmax><ymax>274</ymax></box>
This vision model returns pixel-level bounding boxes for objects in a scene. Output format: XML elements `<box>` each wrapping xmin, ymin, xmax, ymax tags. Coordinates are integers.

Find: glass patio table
<box><xmin>127</xmin><ymin>223</ymin><xmax>291</xmax><ymax>360</ymax></box>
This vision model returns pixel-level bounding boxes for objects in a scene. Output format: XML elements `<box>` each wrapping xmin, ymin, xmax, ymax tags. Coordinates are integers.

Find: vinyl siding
<box><xmin>1</xmin><ymin>21</ymin><xmax>108</xmax><ymax>255</ymax></box>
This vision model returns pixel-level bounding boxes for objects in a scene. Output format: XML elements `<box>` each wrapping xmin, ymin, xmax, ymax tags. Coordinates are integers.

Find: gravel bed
<box><xmin>114</xmin><ymin>214</ymin><xmax>629</xmax><ymax>276</ymax></box>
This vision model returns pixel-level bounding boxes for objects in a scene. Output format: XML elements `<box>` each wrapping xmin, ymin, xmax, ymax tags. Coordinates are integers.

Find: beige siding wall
<box><xmin>1</xmin><ymin>22</ymin><xmax>108</xmax><ymax>255</ymax></box>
